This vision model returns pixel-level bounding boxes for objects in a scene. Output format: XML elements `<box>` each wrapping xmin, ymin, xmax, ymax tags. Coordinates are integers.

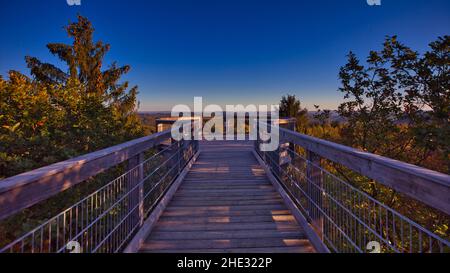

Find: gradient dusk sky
<box><xmin>0</xmin><ymin>0</ymin><xmax>449</xmax><ymax>111</ymax></box>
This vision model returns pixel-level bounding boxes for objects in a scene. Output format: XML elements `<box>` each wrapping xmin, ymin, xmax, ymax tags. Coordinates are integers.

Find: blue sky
<box><xmin>0</xmin><ymin>0</ymin><xmax>449</xmax><ymax>111</ymax></box>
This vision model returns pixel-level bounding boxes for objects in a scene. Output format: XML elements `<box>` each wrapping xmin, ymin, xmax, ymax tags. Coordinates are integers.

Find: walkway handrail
<box><xmin>1</xmin><ymin>127</ymin><xmax>199</xmax><ymax>253</ymax></box>
<box><xmin>0</xmin><ymin>130</ymin><xmax>172</xmax><ymax>222</ymax></box>
<box><xmin>275</xmin><ymin>125</ymin><xmax>450</xmax><ymax>215</ymax></box>
<box><xmin>257</xmin><ymin>122</ymin><xmax>450</xmax><ymax>253</ymax></box>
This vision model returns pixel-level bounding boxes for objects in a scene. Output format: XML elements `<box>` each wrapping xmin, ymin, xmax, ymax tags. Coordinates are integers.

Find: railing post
<box><xmin>255</xmin><ymin>121</ymin><xmax>260</xmax><ymax>154</ymax></box>
<box><xmin>156</xmin><ymin>119</ymin><xmax>165</xmax><ymax>133</ymax></box>
<box><xmin>128</xmin><ymin>153</ymin><xmax>145</xmax><ymax>227</ymax></box>
<box><xmin>178</xmin><ymin>140</ymin><xmax>184</xmax><ymax>174</ymax></box>
<box><xmin>306</xmin><ymin>150</ymin><xmax>324</xmax><ymax>240</ymax></box>
<box><xmin>274</xmin><ymin>146</ymin><xmax>282</xmax><ymax>179</ymax></box>
<box><xmin>285</xmin><ymin>118</ymin><xmax>296</xmax><ymax>162</ymax></box>
<box><xmin>278</xmin><ymin>118</ymin><xmax>297</xmax><ymax>182</ymax></box>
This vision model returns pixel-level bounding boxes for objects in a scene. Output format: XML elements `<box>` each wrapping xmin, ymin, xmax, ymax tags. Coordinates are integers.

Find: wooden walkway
<box><xmin>139</xmin><ymin>141</ymin><xmax>314</xmax><ymax>253</ymax></box>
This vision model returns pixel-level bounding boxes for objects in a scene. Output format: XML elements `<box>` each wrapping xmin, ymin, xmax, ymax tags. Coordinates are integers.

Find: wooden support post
<box><xmin>306</xmin><ymin>150</ymin><xmax>324</xmax><ymax>239</ymax></box>
<box><xmin>279</xmin><ymin>118</ymin><xmax>296</xmax><ymax>176</ymax></box>
<box><xmin>286</xmin><ymin>118</ymin><xmax>296</xmax><ymax>162</ymax></box>
<box><xmin>255</xmin><ymin>121</ymin><xmax>260</xmax><ymax>153</ymax></box>
<box><xmin>128</xmin><ymin>153</ymin><xmax>145</xmax><ymax>227</ymax></box>
<box><xmin>156</xmin><ymin>120</ymin><xmax>164</xmax><ymax>133</ymax></box>
<box><xmin>274</xmin><ymin>146</ymin><xmax>282</xmax><ymax>179</ymax></box>
<box><xmin>178</xmin><ymin>140</ymin><xmax>183</xmax><ymax>174</ymax></box>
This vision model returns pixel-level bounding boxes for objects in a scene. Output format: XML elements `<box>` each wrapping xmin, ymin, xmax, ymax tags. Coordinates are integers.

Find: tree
<box><xmin>0</xmin><ymin>71</ymin><xmax>60</xmax><ymax>177</ymax></box>
<box><xmin>313</xmin><ymin>105</ymin><xmax>332</xmax><ymax>126</ymax></box>
<box><xmin>279</xmin><ymin>94</ymin><xmax>309</xmax><ymax>133</ymax></box>
<box><xmin>0</xmin><ymin>16</ymin><xmax>146</xmax><ymax>246</ymax></box>
<box><xmin>279</xmin><ymin>94</ymin><xmax>301</xmax><ymax>118</ymax></box>
<box><xmin>338</xmin><ymin>36</ymin><xmax>449</xmax><ymax>173</ymax></box>
<box><xmin>336</xmin><ymin>36</ymin><xmax>449</xmax><ymax>242</ymax></box>
<box><xmin>389</xmin><ymin>36</ymin><xmax>450</xmax><ymax>171</ymax></box>
<box><xmin>0</xmin><ymin>15</ymin><xmax>145</xmax><ymax>179</ymax></box>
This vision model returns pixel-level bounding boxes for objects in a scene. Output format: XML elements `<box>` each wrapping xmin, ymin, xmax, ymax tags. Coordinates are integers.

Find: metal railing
<box><xmin>256</xmin><ymin>124</ymin><xmax>450</xmax><ymax>253</ymax></box>
<box><xmin>0</xmin><ymin>137</ymin><xmax>198</xmax><ymax>253</ymax></box>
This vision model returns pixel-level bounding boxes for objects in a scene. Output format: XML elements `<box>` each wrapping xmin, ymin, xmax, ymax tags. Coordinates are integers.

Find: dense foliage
<box><xmin>335</xmin><ymin>35</ymin><xmax>449</xmax><ymax>241</ymax></box>
<box><xmin>279</xmin><ymin>36</ymin><xmax>449</xmax><ymax>241</ymax></box>
<box><xmin>0</xmin><ymin>16</ymin><xmax>145</xmax><ymax>179</ymax></box>
<box><xmin>279</xmin><ymin>94</ymin><xmax>309</xmax><ymax>133</ymax></box>
<box><xmin>338</xmin><ymin>36</ymin><xmax>449</xmax><ymax>174</ymax></box>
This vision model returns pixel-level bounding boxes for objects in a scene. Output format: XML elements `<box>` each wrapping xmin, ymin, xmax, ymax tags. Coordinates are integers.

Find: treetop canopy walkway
<box><xmin>0</xmin><ymin>119</ymin><xmax>449</xmax><ymax>253</ymax></box>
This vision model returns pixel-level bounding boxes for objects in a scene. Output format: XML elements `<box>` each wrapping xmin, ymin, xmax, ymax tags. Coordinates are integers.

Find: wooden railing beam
<box><xmin>277</xmin><ymin>127</ymin><xmax>450</xmax><ymax>215</ymax></box>
<box><xmin>0</xmin><ymin>130</ymin><xmax>172</xmax><ymax>222</ymax></box>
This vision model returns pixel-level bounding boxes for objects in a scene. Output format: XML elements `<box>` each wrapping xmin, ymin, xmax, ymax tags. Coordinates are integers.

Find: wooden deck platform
<box><xmin>138</xmin><ymin>141</ymin><xmax>314</xmax><ymax>253</ymax></box>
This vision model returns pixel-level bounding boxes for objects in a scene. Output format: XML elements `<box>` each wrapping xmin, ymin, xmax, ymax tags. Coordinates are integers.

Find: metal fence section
<box><xmin>0</xmin><ymin>139</ymin><xmax>198</xmax><ymax>253</ymax></box>
<box><xmin>256</xmin><ymin>136</ymin><xmax>450</xmax><ymax>253</ymax></box>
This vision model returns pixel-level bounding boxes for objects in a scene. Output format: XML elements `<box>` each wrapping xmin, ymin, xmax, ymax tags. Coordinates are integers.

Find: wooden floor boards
<box><xmin>139</xmin><ymin>141</ymin><xmax>314</xmax><ymax>253</ymax></box>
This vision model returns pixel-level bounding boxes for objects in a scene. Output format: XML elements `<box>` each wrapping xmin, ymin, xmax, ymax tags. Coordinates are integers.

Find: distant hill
<box><xmin>138</xmin><ymin>111</ymin><xmax>347</xmax><ymax>129</ymax></box>
<box><xmin>307</xmin><ymin>111</ymin><xmax>346</xmax><ymax>124</ymax></box>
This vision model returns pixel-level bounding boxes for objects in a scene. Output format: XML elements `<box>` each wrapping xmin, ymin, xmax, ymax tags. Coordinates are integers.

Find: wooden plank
<box><xmin>168</xmin><ymin>199</ymin><xmax>285</xmax><ymax>207</ymax></box>
<box><xmin>185</xmin><ymin>176</ymin><xmax>267</xmax><ymax>179</ymax></box>
<box><xmin>152</xmin><ymin>222</ymin><xmax>302</xmax><ymax>232</ymax></box>
<box><xmin>182</xmin><ymin>180</ymin><xmax>269</xmax><ymax>184</ymax></box>
<box><xmin>181</xmin><ymin>183</ymin><xmax>271</xmax><ymax>187</ymax></box>
<box><xmin>165</xmin><ymin>204</ymin><xmax>289</xmax><ymax>212</ymax></box>
<box><xmin>172</xmin><ymin>194</ymin><xmax>281</xmax><ymax>201</ymax></box>
<box><xmin>171</xmin><ymin>197</ymin><xmax>283</xmax><ymax>205</ymax></box>
<box><xmin>173</xmin><ymin>193</ymin><xmax>281</xmax><ymax>200</ymax></box>
<box><xmin>174</xmin><ymin>189</ymin><xmax>276</xmax><ymax>196</ymax></box>
<box><xmin>183</xmin><ymin>177</ymin><xmax>268</xmax><ymax>181</ymax></box>
<box><xmin>187</xmin><ymin>171</ymin><xmax>265</xmax><ymax>174</ymax></box>
<box><xmin>0</xmin><ymin>130</ymin><xmax>173</xmax><ymax>221</ymax></box>
<box><xmin>149</xmin><ymin>230</ymin><xmax>305</xmax><ymax>240</ymax></box>
<box><xmin>157</xmin><ymin>214</ymin><xmax>297</xmax><ymax>224</ymax></box>
<box><xmin>275</xmin><ymin>125</ymin><xmax>450</xmax><ymax>215</ymax></box>
<box><xmin>186</xmin><ymin>174</ymin><xmax>267</xmax><ymax>177</ymax></box>
<box><xmin>141</xmin><ymin>238</ymin><xmax>310</xmax><ymax>251</ymax></box>
<box><xmin>162</xmin><ymin>209</ymin><xmax>292</xmax><ymax>217</ymax></box>
<box><xmin>183</xmin><ymin>178</ymin><xmax>270</xmax><ymax>182</ymax></box>
<box><xmin>189</xmin><ymin>166</ymin><xmax>264</xmax><ymax>169</ymax></box>
<box><xmin>141</xmin><ymin>246</ymin><xmax>314</xmax><ymax>253</ymax></box>
<box><xmin>174</xmin><ymin>189</ymin><xmax>277</xmax><ymax>197</ymax></box>
<box><xmin>182</xmin><ymin>180</ymin><xmax>270</xmax><ymax>184</ymax></box>
<box><xmin>175</xmin><ymin>188</ymin><xmax>276</xmax><ymax>193</ymax></box>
